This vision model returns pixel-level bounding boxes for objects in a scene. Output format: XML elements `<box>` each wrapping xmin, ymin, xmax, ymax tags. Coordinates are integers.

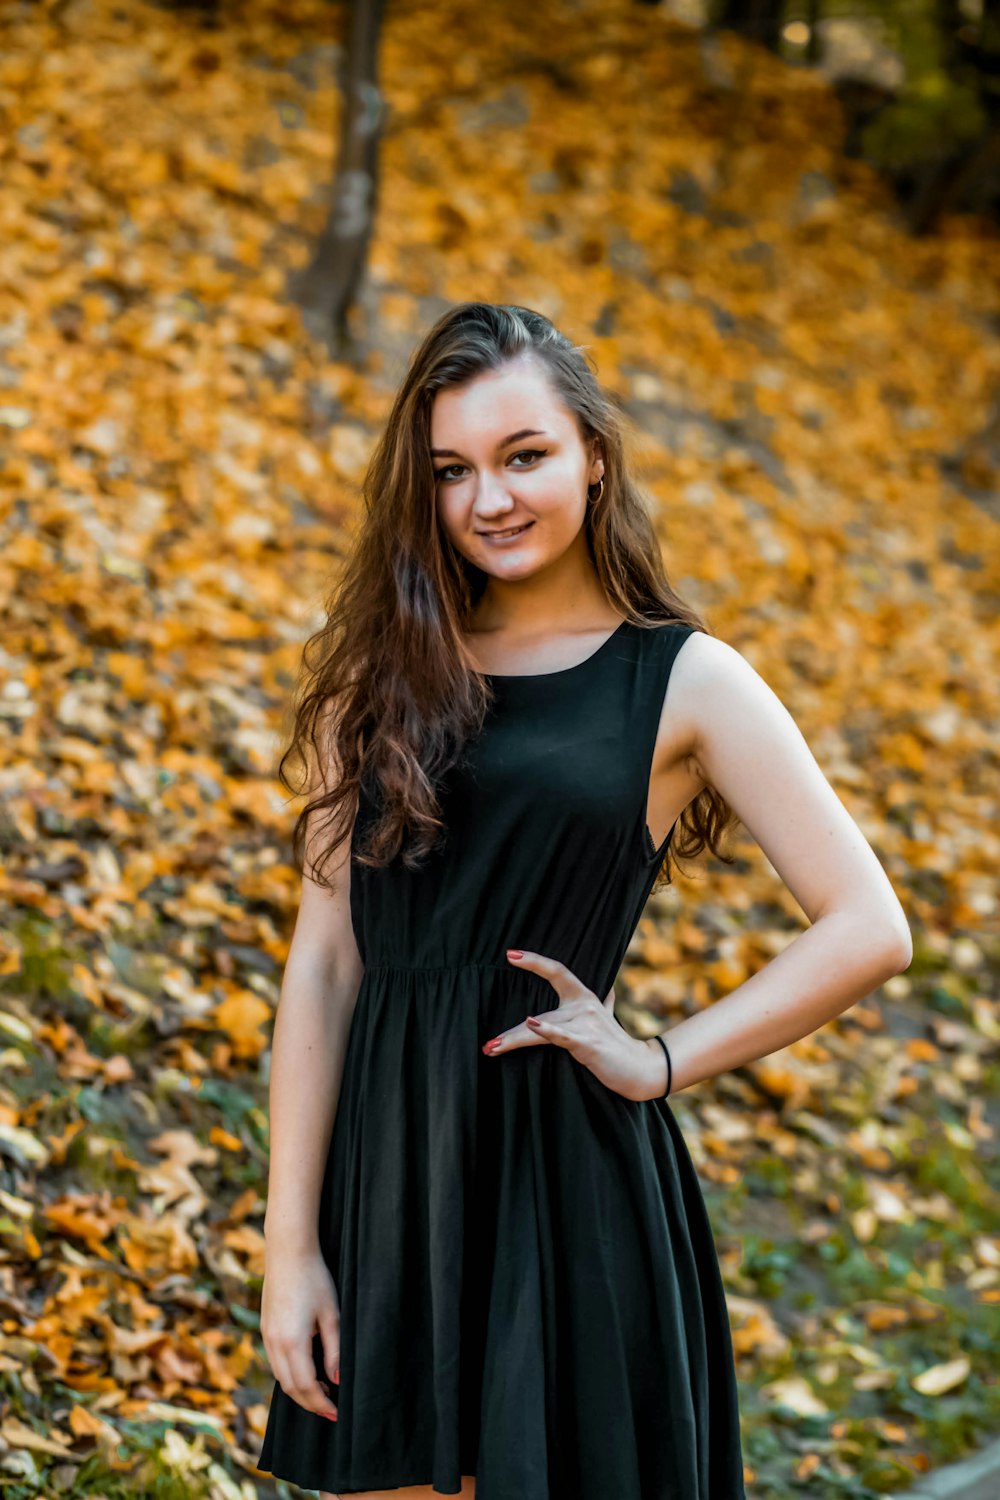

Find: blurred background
<box><xmin>0</xmin><ymin>1</ymin><xmax>997</xmax><ymax>1496</ymax></box>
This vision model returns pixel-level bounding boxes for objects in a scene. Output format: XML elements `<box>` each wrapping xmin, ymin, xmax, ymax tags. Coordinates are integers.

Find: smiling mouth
<box><xmin>480</xmin><ymin>521</ymin><xmax>534</xmax><ymax>538</ymax></box>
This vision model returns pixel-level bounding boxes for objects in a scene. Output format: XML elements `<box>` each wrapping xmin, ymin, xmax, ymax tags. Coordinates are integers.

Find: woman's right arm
<box><xmin>260</xmin><ymin>712</ymin><xmax>364</xmax><ymax>1419</ymax></box>
<box><xmin>262</xmin><ymin>859</ymin><xmax>363</xmax><ymax>1256</ymax></box>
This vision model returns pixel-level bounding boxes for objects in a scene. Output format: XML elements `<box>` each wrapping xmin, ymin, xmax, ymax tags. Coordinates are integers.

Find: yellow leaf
<box><xmin>212</xmin><ymin>989</ymin><xmax>271</xmax><ymax>1057</ymax></box>
<box><xmin>911</xmin><ymin>1356</ymin><xmax>970</xmax><ymax>1395</ymax></box>
<box><xmin>760</xmin><ymin>1375</ymin><xmax>829</xmax><ymax>1416</ymax></box>
<box><xmin>0</xmin><ymin>1415</ymin><xmax>74</xmax><ymax>1456</ymax></box>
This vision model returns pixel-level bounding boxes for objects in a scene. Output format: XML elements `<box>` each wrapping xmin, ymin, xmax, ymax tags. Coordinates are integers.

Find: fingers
<box><xmin>487</xmin><ymin>951</ymin><xmax>600</xmax><ymax>1055</ymax></box>
<box><xmin>292</xmin><ymin>1338</ymin><xmax>341</xmax><ymax>1419</ymax></box>
<box><xmin>506</xmin><ymin>948</ymin><xmax>584</xmax><ymax>1001</ymax></box>
<box><xmin>483</xmin><ymin>1022</ymin><xmax>548</xmax><ymax>1055</ymax></box>
<box><xmin>524</xmin><ymin>1013</ymin><xmax>574</xmax><ymax>1049</ymax></box>
<box><xmin>317</xmin><ymin>1304</ymin><xmax>342</xmax><ymax>1389</ymax></box>
<box><xmin>268</xmin><ymin>1338</ymin><xmax>340</xmax><ymax>1421</ymax></box>
<box><xmin>485</xmin><ymin>1005</ymin><xmax>588</xmax><ymax>1055</ymax></box>
<box><xmin>507</xmin><ymin>951</ymin><xmax>600</xmax><ymax>1004</ymax></box>
<box><xmin>302</xmin><ymin>1371</ymin><xmax>339</xmax><ymax>1421</ymax></box>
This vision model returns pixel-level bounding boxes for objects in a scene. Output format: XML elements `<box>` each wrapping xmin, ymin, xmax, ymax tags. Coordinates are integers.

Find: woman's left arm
<box><xmin>646</xmin><ymin>634</ymin><xmax>913</xmax><ymax>1097</ymax></box>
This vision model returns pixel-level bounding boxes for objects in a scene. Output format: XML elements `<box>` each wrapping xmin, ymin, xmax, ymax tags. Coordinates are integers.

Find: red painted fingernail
<box><xmin>323</xmin><ymin>1411</ymin><xmax>338</xmax><ymax>1420</ymax></box>
<box><xmin>526</xmin><ymin>1016</ymin><xmax>540</xmax><ymax>1026</ymax></box>
<box><xmin>507</xmin><ymin>949</ymin><xmax>523</xmax><ymax>959</ymax></box>
<box><xmin>333</xmin><ymin>1366</ymin><xmax>339</xmax><ymax>1384</ymax></box>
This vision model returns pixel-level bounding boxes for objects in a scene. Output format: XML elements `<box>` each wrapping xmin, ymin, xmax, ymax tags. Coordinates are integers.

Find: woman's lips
<box><xmin>479</xmin><ymin>521</ymin><xmax>534</xmax><ymax>543</ymax></box>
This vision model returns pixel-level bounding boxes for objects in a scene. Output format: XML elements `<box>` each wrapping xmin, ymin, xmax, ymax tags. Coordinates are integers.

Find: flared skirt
<box><xmin>256</xmin><ymin>962</ymin><xmax>746</xmax><ymax>1499</ymax></box>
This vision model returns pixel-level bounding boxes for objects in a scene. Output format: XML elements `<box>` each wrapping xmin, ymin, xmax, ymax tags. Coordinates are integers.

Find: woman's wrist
<box><xmin>640</xmin><ymin>1035</ymin><xmax>672</xmax><ymax>1101</ymax></box>
<box><xmin>263</xmin><ymin>1215</ymin><xmax>322</xmax><ymax>1261</ymax></box>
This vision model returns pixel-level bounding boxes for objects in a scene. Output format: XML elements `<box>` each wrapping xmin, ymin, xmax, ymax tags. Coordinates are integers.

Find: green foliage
<box><xmin>740</xmin><ymin>1234</ymin><xmax>800</xmax><ymax>1296</ymax></box>
<box><xmin>864</xmin><ymin>78</ymin><xmax>986</xmax><ymax>167</ymax></box>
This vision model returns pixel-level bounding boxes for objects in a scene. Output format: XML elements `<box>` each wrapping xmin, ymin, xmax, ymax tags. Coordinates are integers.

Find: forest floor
<box><xmin>0</xmin><ymin>1</ymin><xmax>998</xmax><ymax>1497</ymax></box>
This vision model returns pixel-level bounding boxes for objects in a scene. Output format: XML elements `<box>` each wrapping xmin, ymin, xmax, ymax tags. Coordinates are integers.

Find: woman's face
<box><xmin>431</xmin><ymin>356</ymin><xmax>603</xmax><ymax>581</ymax></box>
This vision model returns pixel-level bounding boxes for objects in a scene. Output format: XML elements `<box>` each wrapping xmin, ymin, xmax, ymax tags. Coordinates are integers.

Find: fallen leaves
<box><xmin>0</xmin><ymin>0</ymin><xmax>996</xmax><ymax>1495</ymax></box>
<box><xmin>911</xmin><ymin>1355</ymin><xmax>971</xmax><ymax>1396</ymax></box>
<box><xmin>761</xmin><ymin>1373</ymin><xmax>831</xmax><ymax>1417</ymax></box>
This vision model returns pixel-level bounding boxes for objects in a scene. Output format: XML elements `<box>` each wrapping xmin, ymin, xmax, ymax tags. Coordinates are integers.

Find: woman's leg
<box><xmin>319</xmin><ymin>1482</ymin><xmax>475</xmax><ymax>1499</ymax></box>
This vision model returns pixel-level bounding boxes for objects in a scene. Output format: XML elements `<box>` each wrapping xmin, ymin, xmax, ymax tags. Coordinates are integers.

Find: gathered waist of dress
<box><xmin>358</xmin><ymin>958</ymin><xmax>614</xmax><ymax>1000</ymax></box>
<box><xmin>363</xmin><ymin>957</ymin><xmax>530</xmax><ymax>975</ymax></box>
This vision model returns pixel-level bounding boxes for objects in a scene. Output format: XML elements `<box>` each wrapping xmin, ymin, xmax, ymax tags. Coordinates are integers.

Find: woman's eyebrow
<box><xmin>430</xmin><ymin>428</ymin><xmax>549</xmax><ymax>458</ymax></box>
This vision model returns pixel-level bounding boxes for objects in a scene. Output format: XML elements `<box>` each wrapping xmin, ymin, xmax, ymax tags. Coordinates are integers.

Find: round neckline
<box><xmin>477</xmin><ymin>618</ymin><xmax>631</xmax><ymax>681</ymax></box>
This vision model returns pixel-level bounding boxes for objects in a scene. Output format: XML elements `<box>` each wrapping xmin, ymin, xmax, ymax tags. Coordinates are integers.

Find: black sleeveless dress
<box><xmin>256</xmin><ymin>618</ymin><xmax>747</xmax><ymax>1499</ymax></box>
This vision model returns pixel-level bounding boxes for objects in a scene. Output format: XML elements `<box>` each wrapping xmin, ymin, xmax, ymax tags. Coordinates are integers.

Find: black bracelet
<box><xmin>652</xmin><ymin>1033</ymin><xmax>672</xmax><ymax>1098</ymax></box>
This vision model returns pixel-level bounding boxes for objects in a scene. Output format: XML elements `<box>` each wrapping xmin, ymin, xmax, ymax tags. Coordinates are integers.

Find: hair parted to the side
<box><xmin>277</xmin><ymin>300</ymin><xmax>737</xmax><ymax>891</ymax></box>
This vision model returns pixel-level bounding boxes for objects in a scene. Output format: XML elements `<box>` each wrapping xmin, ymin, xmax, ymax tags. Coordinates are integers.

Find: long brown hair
<box><xmin>278</xmin><ymin>301</ymin><xmax>736</xmax><ymax>890</ymax></box>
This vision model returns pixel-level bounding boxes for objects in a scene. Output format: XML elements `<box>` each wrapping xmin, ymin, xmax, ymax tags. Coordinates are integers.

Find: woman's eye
<box><xmin>433</xmin><ymin>450</ymin><xmax>546</xmax><ymax>484</ymax></box>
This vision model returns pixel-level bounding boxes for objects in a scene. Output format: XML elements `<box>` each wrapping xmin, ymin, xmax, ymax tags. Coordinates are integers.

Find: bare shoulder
<box><xmin>658</xmin><ymin>628</ymin><xmax>794</xmax><ymax>776</ymax></box>
<box><xmin>651</xmin><ymin>625</ymin><xmax>730</xmax><ymax>775</ymax></box>
<box><xmin>666</xmin><ymin>624</ymin><xmax>737</xmax><ymax>683</ymax></box>
<box><xmin>664</xmin><ymin>630</ymin><xmax>793</xmax><ymax>781</ymax></box>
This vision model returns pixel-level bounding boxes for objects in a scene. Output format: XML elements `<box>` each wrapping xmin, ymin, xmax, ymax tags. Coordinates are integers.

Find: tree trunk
<box><xmin>289</xmin><ymin>0</ymin><xmax>388</xmax><ymax>353</ymax></box>
<box><xmin>908</xmin><ymin>0</ymin><xmax>1000</xmax><ymax>232</ymax></box>
<box><xmin>714</xmin><ymin>0</ymin><xmax>785</xmax><ymax>54</ymax></box>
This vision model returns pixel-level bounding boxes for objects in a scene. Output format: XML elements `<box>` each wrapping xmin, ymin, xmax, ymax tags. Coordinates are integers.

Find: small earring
<box><xmin>588</xmin><ymin>476</ymin><xmax>605</xmax><ymax>504</ymax></box>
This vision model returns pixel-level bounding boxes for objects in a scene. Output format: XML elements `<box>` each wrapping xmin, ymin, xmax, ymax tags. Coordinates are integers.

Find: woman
<box><xmin>255</xmin><ymin>302</ymin><xmax>912</xmax><ymax>1499</ymax></box>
